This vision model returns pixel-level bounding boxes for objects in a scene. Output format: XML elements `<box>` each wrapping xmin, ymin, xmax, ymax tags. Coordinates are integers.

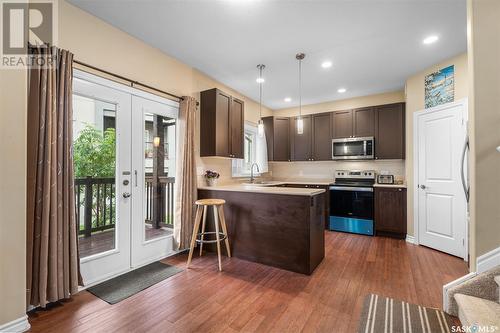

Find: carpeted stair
<box><xmin>445</xmin><ymin>265</ymin><xmax>500</xmax><ymax>328</ymax></box>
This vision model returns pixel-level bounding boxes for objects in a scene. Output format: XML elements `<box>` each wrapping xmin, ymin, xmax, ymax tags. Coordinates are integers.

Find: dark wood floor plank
<box><xmin>28</xmin><ymin>231</ymin><xmax>468</xmax><ymax>333</ymax></box>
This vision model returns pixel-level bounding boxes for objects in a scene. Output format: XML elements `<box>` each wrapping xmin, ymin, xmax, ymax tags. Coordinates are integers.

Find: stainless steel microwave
<box><xmin>332</xmin><ymin>136</ymin><xmax>374</xmax><ymax>160</ymax></box>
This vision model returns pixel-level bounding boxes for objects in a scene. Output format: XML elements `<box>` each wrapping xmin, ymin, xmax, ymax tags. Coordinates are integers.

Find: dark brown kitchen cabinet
<box><xmin>312</xmin><ymin>112</ymin><xmax>332</xmax><ymax>160</ymax></box>
<box><xmin>200</xmin><ymin>88</ymin><xmax>244</xmax><ymax>158</ymax></box>
<box><xmin>280</xmin><ymin>183</ymin><xmax>330</xmax><ymax>228</ymax></box>
<box><xmin>331</xmin><ymin>110</ymin><xmax>353</xmax><ymax>139</ymax></box>
<box><xmin>375</xmin><ymin>103</ymin><xmax>405</xmax><ymax>159</ymax></box>
<box><xmin>230</xmin><ymin>97</ymin><xmax>244</xmax><ymax>158</ymax></box>
<box><xmin>290</xmin><ymin>115</ymin><xmax>313</xmax><ymax>161</ymax></box>
<box><xmin>353</xmin><ymin>107</ymin><xmax>375</xmax><ymax>137</ymax></box>
<box><xmin>332</xmin><ymin>107</ymin><xmax>375</xmax><ymax>139</ymax></box>
<box><xmin>375</xmin><ymin>187</ymin><xmax>407</xmax><ymax>239</ymax></box>
<box><xmin>263</xmin><ymin>116</ymin><xmax>290</xmax><ymax>161</ymax></box>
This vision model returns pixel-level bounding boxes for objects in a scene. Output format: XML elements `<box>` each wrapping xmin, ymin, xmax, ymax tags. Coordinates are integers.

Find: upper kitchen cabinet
<box><xmin>331</xmin><ymin>110</ymin><xmax>353</xmax><ymax>139</ymax></box>
<box><xmin>263</xmin><ymin>116</ymin><xmax>290</xmax><ymax>161</ymax></box>
<box><xmin>353</xmin><ymin>107</ymin><xmax>375</xmax><ymax>137</ymax></box>
<box><xmin>332</xmin><ymin>108</ymin><xmax>375</xmax><ymax>139</ymax></box>
<box><xmin>290</xmin><ymin>115</ymin><xmax>313</xmax><ymax>161</ymax></box>
<box><xmin>312</xmin><ymin>112</ymin><xmax>332</xmax><ymax>160</ymax></box>
<box><xmin>200</xmin><ymin>88</ymin><xmax>244</xmax><ymax>158</ymax></box>
<box><xmin>230</xmin><ymin>97</ymin><xmax>244</xmax><ymax>158</ymax></box>
<box><xmin>375</xmin><ymin>103</ymin><xmax>405</xmax><ymax>159</ymax></box>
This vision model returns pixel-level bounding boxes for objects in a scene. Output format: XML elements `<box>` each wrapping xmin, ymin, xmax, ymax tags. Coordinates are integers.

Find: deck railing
<box><xmin>144</xmin><ymin>175</ymin><xmax>175</xmax><ymax>229</ymax></box>
<box><xmin>75</xmin><ymin>176</ymin><xmax>175</xmax><ymax>237</ymax></box>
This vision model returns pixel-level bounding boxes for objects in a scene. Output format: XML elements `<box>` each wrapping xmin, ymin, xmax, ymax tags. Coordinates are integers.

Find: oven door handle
<box><xmin>329</xmin><ymin>186</ymin><xmax>373</xmax><ymax>192</ymax></box>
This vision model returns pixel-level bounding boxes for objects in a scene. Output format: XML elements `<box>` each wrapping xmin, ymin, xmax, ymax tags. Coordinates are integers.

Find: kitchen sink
<box><xmin>241</xmin><ymin>180</ymin><xmax>283</xmax><ymax>187</ymax></box>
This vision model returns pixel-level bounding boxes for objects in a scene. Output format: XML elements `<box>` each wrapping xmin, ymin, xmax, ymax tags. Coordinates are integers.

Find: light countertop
<box><xmin>373</xmin><ymin>183</ymin><xmax>407</xmax><ymax>188</ymax></box>
<box><xmin>272</xmin><ymin>179</ymin><xmax>333</xmax><ymax>186</ymax></box>
<box><xmin>198</xmin><ymin>184</ymin><xmax>325</xmax><ymax>196</ymax></box>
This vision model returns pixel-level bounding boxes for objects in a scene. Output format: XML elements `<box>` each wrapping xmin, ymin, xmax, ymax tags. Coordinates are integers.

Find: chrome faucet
<box><xmin>250</xmin><ymin>163</ymin><xmax>260</xmax><ymax>183</ymax></box>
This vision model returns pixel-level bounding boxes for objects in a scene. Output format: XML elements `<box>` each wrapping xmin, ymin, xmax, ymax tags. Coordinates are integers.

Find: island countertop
<box><xmin>198</xmin><ymin>187</ymin><xmax>325</xmax><ymax>274</ymax></box>
<box><xmin>197</xmin><ymin>184</ymin><xmax>325</xmax><ymax>196</ymax></box>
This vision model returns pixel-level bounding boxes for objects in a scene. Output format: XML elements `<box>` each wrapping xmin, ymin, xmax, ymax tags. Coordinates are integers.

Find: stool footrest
<box><xmin>196</xmin><ymin>231</ymin><xmax>227</xmax><ymax>244</ymax></box>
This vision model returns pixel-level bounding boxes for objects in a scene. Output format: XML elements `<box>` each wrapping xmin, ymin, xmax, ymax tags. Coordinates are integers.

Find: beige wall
<box><xmin>0</xmin><ymin>71</ymin><xmax>27</xmax><ymax>324</ymax></box>
<box><xmin>467</xmin><ymin>0</ymin><xmax>500</xmax><ymax>262</ymax></box>
<box><xmin>404</xmin><ymin>53</ymin><xmax>468</xmax><ymax>236</ymax></box>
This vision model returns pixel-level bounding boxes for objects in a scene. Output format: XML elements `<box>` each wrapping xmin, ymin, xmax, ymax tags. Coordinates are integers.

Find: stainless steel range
<box><xmin>329</xmin><ymin>170</ymin><xmax>375</xmax><ymax>236</ymax></box>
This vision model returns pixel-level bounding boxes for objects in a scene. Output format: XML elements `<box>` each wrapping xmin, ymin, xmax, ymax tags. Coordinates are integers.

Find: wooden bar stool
<box><xmin>186</xmin><ymin>199</ymin><xmax>231</xmax><ymax>271</ymax></box>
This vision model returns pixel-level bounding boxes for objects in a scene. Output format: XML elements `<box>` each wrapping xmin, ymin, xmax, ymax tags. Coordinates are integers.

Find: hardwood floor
<box><xmin>28</xmin><ymin>231</ymin><xmax>468</xmax><ymax>333</ymax></box>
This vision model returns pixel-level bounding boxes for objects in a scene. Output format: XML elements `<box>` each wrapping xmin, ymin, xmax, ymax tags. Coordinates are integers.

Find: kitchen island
<box><xmin>198</xmin><ymin>184</ymin><xmax>325</xmax><ymax>275</ymax></box>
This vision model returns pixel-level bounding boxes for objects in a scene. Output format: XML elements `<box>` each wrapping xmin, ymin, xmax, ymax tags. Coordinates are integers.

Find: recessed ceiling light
<box><xmin>337</xmin><ymin>88</ymin><xmax>347</xmax><ymax>93</ymax></box>
<box><xmin>423</xmin><ymin>35</ymin><xmax>439</xmax><ymax>45</ymax></box>
<box><xmin>284</xmin><ymin>97</ymin><xmax>292</xmax><ymax>102</ymax></box>
<box><xmin>321</xmin><ymin>61</ymin><xmax>333</xmax><ymax>69</ymax></box>
<box><xmin>256</xmin><ymin>77</ymin><xmax>265</xmax><ymax>83</ymax></box>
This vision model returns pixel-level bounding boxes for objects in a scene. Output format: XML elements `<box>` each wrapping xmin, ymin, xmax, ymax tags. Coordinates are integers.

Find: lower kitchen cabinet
<box><xmin>374</xmin><ymin>187</ymin><xmax>407</xmax><ymax>239</ymax></box>
<box><xmin>280</xmin><ymin>183</ymin><xmax>330</xmax><ymax>228</ymax></box>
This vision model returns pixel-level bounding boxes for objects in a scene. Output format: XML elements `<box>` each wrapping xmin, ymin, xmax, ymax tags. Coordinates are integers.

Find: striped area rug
<box><xmin>358</xmin><ymin>294</ymin><xmax>458</xmax><ymax>333</ymax></box>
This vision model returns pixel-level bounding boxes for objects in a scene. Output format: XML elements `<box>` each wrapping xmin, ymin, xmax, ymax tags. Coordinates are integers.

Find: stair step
<box><xmin>455</xmin><ymin>294</ymin><xmax>500</xmax><ymax>327</ymax></box>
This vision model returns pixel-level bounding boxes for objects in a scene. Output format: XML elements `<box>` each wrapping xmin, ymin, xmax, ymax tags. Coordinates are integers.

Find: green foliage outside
<box><xmin>73</xmin><ymin>125</ymin><xmax>116</xmax><ymax>232</ymax></box>
<box><xmin>74</xmin><ymin>125</ymin><xmax>116</xmax><ymax>178</ymax></box>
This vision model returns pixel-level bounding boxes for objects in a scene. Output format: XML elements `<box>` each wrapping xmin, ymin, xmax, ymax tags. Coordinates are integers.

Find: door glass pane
<box><xmin>73</xmin><ymin>94</ymin><xmax>117</xmax><ymax>258</ymax></box>
<box><xmin>144</xmin><ymin>113</ymin><xmax>175</xmax><ymax>241</ymax></box>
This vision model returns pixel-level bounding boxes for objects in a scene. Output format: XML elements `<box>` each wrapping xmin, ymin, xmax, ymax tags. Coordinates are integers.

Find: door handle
<box><xmin>460</xmin><ymin>136</ymin><xmax>470</xmax><ymax>202</ymax></box>
<box><xmin>420</xmin><ymin>184</ymin><xmax>426</xmax><ymax>190</ymax></box>
<box><xmin>123</xmin><ymin>192</ymin><xmax>131</xmax><ymax>198</ymax></box>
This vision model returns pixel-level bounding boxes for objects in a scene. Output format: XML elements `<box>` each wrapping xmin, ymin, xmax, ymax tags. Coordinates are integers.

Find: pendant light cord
<box><xmin>259</xmin><ymin>66</ymin><xmax>263</xmax><ymax>119</ymax></box>
<box><xmin>298</xmin><ymin>58</ymin><xmax>302</xmax><ymax>118</ymax></box>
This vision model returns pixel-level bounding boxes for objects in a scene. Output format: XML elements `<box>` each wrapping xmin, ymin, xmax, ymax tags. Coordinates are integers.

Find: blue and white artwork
<box><xmin>425</xmin><ymin>65</ymin><xmax>455</xmax><ymax>108</ymax></box>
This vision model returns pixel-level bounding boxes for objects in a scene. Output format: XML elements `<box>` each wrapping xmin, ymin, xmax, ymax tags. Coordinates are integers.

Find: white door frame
<box><xmin>74</xmin><ymin>69</ymin><xmax>180</xmax><ymax>287</ymax></box>
<box><xmin>413</xmin><ymin>98</ymin><xmax>469</xmax><ymax>261</ymax></box>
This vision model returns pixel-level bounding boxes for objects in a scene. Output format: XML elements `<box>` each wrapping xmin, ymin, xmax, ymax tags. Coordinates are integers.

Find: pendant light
<box><xmin>257</xmin><ymin>64</ymin><xmax>265</xmax><ymax>137</ymax></box>
<box><xmin>296</xmin><ymin>53</ymin><xmax>305</xmax><ymax>135</ymax></box>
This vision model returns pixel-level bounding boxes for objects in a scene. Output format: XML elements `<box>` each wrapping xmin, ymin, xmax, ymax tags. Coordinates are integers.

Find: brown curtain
<box><xmin>174</xmin><ymin>96</ymin><xmax>198</xmax><ymax>250</ymax></box>
<box><xmin>27</xmin><ymin>46</ymin><xmax>82</xmax><ymax>308</ymax></box>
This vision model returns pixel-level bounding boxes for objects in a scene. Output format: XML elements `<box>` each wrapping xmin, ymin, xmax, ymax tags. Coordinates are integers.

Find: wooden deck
<box><xmin>29</xmin><ymin>231</ymin><xmax>468</xmax><ymax>332</ymax></box>
<box><xmin>79</xmin><ymin>226</ymin><xmax>173</xmax><ymax>258</ymax></box>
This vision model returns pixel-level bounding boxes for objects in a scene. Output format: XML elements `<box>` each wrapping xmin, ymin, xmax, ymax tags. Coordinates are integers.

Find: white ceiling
<box><xmin>68</xmin><ymin>0</ymin><xmax>467</xmax><ymax>110</ymax></box>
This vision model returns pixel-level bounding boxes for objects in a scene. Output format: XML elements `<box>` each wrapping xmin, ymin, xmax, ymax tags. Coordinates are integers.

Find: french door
<box><xmin>131</xmin><ymin>95</ymin><xmax>177</xmax><ymax>267</ymax></box>
<box><xmin>73</xmin><ymin>70</ymin><xmax>178</xmax><ymax>286</ymax></box>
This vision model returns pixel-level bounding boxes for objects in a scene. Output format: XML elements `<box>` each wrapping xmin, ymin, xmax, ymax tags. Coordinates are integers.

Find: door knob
<box><xmin>123</xmin><ymin>192</ymin><xmax>131</xmax><ymax>198</ymax></box>
<box><xmin>420</xmin><ymin>185</ymin><xmax>426</xmax><ymax>190</ymax></box>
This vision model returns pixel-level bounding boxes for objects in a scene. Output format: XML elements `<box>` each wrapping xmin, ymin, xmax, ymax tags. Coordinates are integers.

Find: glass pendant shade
<box><xmin>296</xmin><ymin>117</ymin><xmax>304</xmax><ymax>135</ymax></box>
<box><xmin>258</xmin><ymin>119</ymin><xmax>265</xmax><ymax>137</ymax></box>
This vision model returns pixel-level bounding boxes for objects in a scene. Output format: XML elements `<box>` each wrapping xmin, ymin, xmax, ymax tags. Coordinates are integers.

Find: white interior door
<box><xmin>131</xmin><ymin>95</ymin><xmax>178</xmax><ymax>267</ymax></box>
<box><xmin>73</xmin><ymin>72</ymin><xmax>132</xmax><ymax>286</ymax></box>
<box><xmin>415</xmin><ymin>100</ymin><xmax>468</xmax><ymax>259</ymax></box>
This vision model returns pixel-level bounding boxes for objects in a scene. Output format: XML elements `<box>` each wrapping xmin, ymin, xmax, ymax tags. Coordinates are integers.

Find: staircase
<box><xmin>445</xmin><ymin>266</ymin><xmax>500</xmax><ymax>328</ymax></box>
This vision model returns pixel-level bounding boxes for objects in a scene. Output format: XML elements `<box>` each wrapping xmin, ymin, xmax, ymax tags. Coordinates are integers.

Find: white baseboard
<box><xmin>405</xmin><ymin>235</ymin><xmax>416</xmax><ymax>244</ymax></box>
<box><xmin>0</xmin><ymin>315</ymin><xmax>30</xmax><ymax>333</ymax></box>
<box><xmin>477</xmin><ymin>246</ymin><xmax>500</xmax><ymax>273</ymax></box>
<box><xmin>442</xmin><ymin>272</ymin><xmax>477</xmax><ymax>311</ymax></box>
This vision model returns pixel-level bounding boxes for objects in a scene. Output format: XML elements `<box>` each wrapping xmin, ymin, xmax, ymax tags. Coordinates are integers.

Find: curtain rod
<box><xmin>73</xmin><ymin>59</ymin><xmax>199</xmax><ymax>105</ymax></box>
